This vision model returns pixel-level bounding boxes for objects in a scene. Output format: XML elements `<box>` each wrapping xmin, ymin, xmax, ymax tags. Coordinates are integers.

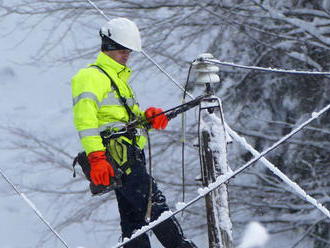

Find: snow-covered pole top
<box><xmin>203</xmin><ymin>58</ymin><xmax>330</xmax><ymax>75</ymax></box>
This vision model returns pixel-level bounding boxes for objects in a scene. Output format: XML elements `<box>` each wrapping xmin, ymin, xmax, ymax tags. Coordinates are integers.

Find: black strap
<box><xmin>90</xmin><ymin>65</ymin><xmax>136</xmax><ymax>122</ymax></box>
<box><xmin>90</xmin><ymin>65</ymin><xmax>139</xmax><ymax>157</ymax></box>
<box><xmin>72</xmin><ymin>155</ymin><xmax>78</xmax><ymax>178</ymax></box>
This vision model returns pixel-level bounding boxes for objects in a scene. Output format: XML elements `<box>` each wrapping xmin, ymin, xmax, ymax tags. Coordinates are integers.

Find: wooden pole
<box><xmin>199</xmin><ymin>96</ymin><xmax>233</xmax><ymax>248</ymax></box>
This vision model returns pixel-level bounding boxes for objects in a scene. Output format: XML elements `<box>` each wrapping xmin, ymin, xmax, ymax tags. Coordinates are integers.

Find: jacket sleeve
<box><xmin>132</xmin><ymin>104</ymin><xmax>146</xmax><ymax>120</ymax></box>
<box><xmin>72</xmin><ymin>69</ymin><xmax>106</xmax><ymax>155</ymax></box>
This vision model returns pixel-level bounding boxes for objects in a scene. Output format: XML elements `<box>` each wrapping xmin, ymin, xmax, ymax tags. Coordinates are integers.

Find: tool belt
<box><xmin>72</xmin><ymin>128</ymin><xmax>143</xmax><ymax>195</ymax></box>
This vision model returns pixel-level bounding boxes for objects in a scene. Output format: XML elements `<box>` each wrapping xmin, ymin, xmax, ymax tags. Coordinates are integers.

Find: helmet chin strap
<box><xmin>101</xmin><ymin>40</ymin><xmax>128</xmax><ymax>51</ymax></box>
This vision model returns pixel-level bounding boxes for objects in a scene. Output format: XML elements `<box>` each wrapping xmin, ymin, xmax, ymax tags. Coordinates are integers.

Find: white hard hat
<box><xmin>100</xmin><ymin>17</ymin><xmax>142</xmax><ymax>52</ymax></box>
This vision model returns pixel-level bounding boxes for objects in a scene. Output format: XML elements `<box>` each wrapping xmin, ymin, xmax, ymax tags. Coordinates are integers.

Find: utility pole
<box><xmin>195</xmin><ymin>54</ymin><xmax>233</xmax><ymax>248</ymax></box>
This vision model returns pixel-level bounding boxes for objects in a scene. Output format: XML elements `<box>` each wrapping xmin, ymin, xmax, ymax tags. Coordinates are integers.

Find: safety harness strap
<box><xmin>89</xmin><ymin>65</ymin><xmax>137</xmax><ymax>122</ymax></box>
<box><xmin>89</xmin><ymin>65</ymin><xmax>140</xmax><ymax>161</ymax></box>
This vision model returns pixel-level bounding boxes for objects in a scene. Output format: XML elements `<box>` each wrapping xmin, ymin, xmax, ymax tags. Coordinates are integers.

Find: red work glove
<box><xmin>87</xmin><ymin>151</ymin><xmax>115</xmax><ymax>186</ymax></box>
<box><xmin>145</xmin><ymin>107</ymin><xmax>168</xmax><ymax>130</ymax></box>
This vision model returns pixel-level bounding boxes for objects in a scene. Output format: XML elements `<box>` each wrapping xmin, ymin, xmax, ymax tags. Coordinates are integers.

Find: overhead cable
<box><xmin>0</xmin><ymin>166</ymin><xmax>70</xmax><ymax>248</ymax></box>
<box><xmin>113</xmin><ymin>102</ymin><xmax>330</xmax><ymax>247</ymax></box>
<box><xmin>225</xmin><ymin>121</ymin><xmax>330</xmax><ymax>219</ymax></box>
<box><xmin>204</xmin><ymin>58</ymin><xmax>330</xmax><ymax>75</ymax></box>
<box><xmin>86</xmin><ymin>0</ymin><xmax>111</xmax><ymax>21</ymax></box>
<box><xmin>84</xmin><ymin>1</ymin><xmax>330</xmax><ymax>247</ymax></box>
<box><xmin>141</xmin><ymin>50</ymin><xmax>194</xmax><ymax>99</ymax></box>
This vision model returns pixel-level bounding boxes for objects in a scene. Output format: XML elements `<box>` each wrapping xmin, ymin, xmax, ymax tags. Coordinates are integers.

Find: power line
<box><xmin>225</xmin><ymin>121</ymin><xmax>330</xmax><ymax>219</ymax></box>
<box><xmin>0</xmin><ymin>167</ymin><xmax>70</xmax><ymax>248</ymax></box>
<box><xmin>84</xmin><ymin>1</ymin><xmax>330</xmax><ymax>247</ymax></box>
<box><xmin>113</xmin><ymin>102</ymin><xmax>330</xmax><ymax>247</ymax></box>
<box><xmin>204</xmin><ymin>58</ymin><xmax>330</xmax><ymax>75</ymax></box>
<box><xmin>86</xmin><ymin>0</ymin><xmax>111</xmax><ymax>21</ymax></box>
<box><xmin>141</xmin><ymin>50</ymin><xmax>194</xmax><ymax>99</ymax></box>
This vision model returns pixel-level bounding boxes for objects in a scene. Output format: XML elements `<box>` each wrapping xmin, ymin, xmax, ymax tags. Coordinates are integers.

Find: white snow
<box><xmin>113</xmin><ymin>168</ymin><xmax>235</xmax><ymax>248</ymax></box>
<box><xmin>98</xmin><ymin>99</ymin><xmax>330</xmax><ymax>247</ymax></box>
<box><xmin>267</xmin><ymin>7</ymin><xmax>330</xmax><ymax>46</ymax></box>
<box><xmin>199</xmin><ymin>97</ymin><xmax>234</xmax><ymax>242</ymax></box>
<box><xmin>112</xmin><ymin>211</ymin><xmax>174</xmax><ymax>248</ymax></box>
<box><xmin>20</xmin><ymin>193</ymin><xmax>40</xmax><ymax>216</ymax></box>
<box><xmin>323</xmin><ymin>0</ymin><xmax>330</xmax><ymax>10</ymax></box>
<box><xmin>224</xmin><ymin>104</ymin><xmax>330</xmax><ymax>220</ymax></box>
<box><xmin>311</xmin><ymin>111</ymin><xmax>319</xmax><ymax>118</ymax></box>
<box><xmin>175</xmin><ymin>202</ymin><xmax>187</xmax><ymax>211</ymax></box>
<box><xmin>2</xmin><ymin>2</ymin><xmax>330</xmax><ymax>248</ymax></box>
<box><xmin>197</xmin><ymin>187</ymin><xmax>208</xmax><ymax>196</ymax></box>
<box><xmin>238</xmin><ymin>222</ymin><xmax>269</xmax><ymax>248</ymax></box>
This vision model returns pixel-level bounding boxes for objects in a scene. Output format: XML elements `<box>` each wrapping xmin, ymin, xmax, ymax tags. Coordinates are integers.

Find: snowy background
<box><xmin>1</xmin><ymin>1</ymin><xmax>330</xmax><ymax>248</ymax></box>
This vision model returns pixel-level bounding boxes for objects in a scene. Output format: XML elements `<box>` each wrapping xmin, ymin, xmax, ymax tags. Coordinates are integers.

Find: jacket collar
<box><xmin>94</xmin><ymin>52</ymin><xmax>132</xmax><ymax>75</ymax></box>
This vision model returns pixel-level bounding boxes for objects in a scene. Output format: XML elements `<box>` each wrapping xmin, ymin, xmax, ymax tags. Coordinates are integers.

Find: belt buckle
<box><xmin>135</xmin><ymin>128</ymin><xmax>146</xmax><ymax>136</ymax></box>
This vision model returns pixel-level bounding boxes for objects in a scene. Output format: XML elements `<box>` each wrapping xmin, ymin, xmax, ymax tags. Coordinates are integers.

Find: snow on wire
<box><xmin>0</xmin><ymin>166</ymin><xmax>71</xmax><ymax>248</ymax></box>
<box><xmin>225</xmin><ymin>123</ymin><xmax>330</xmax><ymax>219</ymax></box>
<box><xmin>113</xmin><ymin>103</ymin><xmax>330</xmax><ymax>248</ymax></box>
<box><xmin>84</xmin><ymin>1</ymin><xmax>330</xmax><ymax>247</ymax></box>
<box><xmin>204</xmin><ymin>58</ymin><xmax>330</xmax><ymax>75</ymax></box>
<box><xmin>86</xmin><ymin>0</ymin><xmax>111</xmax><ymax>21</ymax></box>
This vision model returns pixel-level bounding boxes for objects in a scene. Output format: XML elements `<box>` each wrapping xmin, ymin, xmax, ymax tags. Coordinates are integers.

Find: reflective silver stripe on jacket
<box><xmin>78</xmin><ymin>128</ymin><xmax>100</xmax><ymax>139</ymax></box>
<box><xmin>100</xmin><ymin>94</ymin><xmax>136</xmax><ymax>107</ymax></box>
<box><xmin>73</xmin><ymin>92</ymin><xmax>136</xmax><ymax>108</ymax></box>
<box><xmin>79</xmin><ymin>122</ymin><xmax>125</xmax><ymax>139</ymax></box>
<box><xmin>100</xmin><ymin>92</ymin><xmax>121</xmax><ymax>106</ymax></box>
<box><xmin>99</xmin><ymin>122</ymin><xmax>126</xmax><ymax>132</ymax></box>
<box><xmin>73</xmin><ymin>92</ymin><xmax>100</xmax><ymax>107</ymax></box>
<box><xmin>79</xmin><ymin>125</ymin><xmax>146</xmax><ymax>139</ymax></box>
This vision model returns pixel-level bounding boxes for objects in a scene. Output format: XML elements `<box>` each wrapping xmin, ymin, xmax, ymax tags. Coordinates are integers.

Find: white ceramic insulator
<box><xmin>195</xmin><ymin>64</ymin><xmax>219</xmax><ymax>73</ymax></box>
<box><xmin>197</xmin><ymin>53</ymin><xmax>214</xmax><ymax>60</ymax></box>
<box><xmin>194</xmin><ymin>53</ymin><xmax>220</xmax><ymax>84</ymax></box>
<box><xmin>195</xmin><ymin>73</ymin><xmax>220</xmax><ymax>84</ymax></box>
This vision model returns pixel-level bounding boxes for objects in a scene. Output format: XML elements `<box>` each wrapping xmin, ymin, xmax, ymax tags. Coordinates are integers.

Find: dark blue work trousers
<box><xmin>115</xmin><ymin>151</ymin><xmax>197</xmax><ymax>248</ymax></box>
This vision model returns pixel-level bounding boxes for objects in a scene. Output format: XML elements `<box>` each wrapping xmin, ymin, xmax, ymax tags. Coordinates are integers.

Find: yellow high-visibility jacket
<box><xmin>72</xmin><ymin>52</ymin><xmax>147</xmax><ymax>155</ymax></box>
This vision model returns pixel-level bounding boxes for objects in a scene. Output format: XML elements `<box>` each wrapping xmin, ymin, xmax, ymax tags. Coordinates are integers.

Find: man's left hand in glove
<box><xmin>145</xmin><ymin>107</ymin><xmax>168</xmax><ymax>130</ymax></box>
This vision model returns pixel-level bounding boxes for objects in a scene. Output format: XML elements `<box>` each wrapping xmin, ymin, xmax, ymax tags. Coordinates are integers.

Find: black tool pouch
<box><xmin>72</xmin><ymin>151</ymin><xmax>122</xmax><ymax>196</ymax></box>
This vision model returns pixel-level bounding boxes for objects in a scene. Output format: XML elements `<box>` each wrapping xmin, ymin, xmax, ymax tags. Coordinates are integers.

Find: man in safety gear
<box><xmin>72</xmin><ymin>17</ymin><xmax>197</xmax><ymax>248</ymax></box>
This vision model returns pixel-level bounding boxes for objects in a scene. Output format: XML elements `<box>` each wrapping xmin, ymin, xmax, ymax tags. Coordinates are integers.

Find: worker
<box><xmin>71</xmin><ymin>17</ymin><xmax>197</xmax><ymax>248</ymax></box>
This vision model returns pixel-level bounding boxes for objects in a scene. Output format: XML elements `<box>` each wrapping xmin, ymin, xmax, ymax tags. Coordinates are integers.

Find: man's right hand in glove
<box><xmin>88</xmin><ymin>151</ymin><xmax>115</xmax><ymax>186</ymax></box>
